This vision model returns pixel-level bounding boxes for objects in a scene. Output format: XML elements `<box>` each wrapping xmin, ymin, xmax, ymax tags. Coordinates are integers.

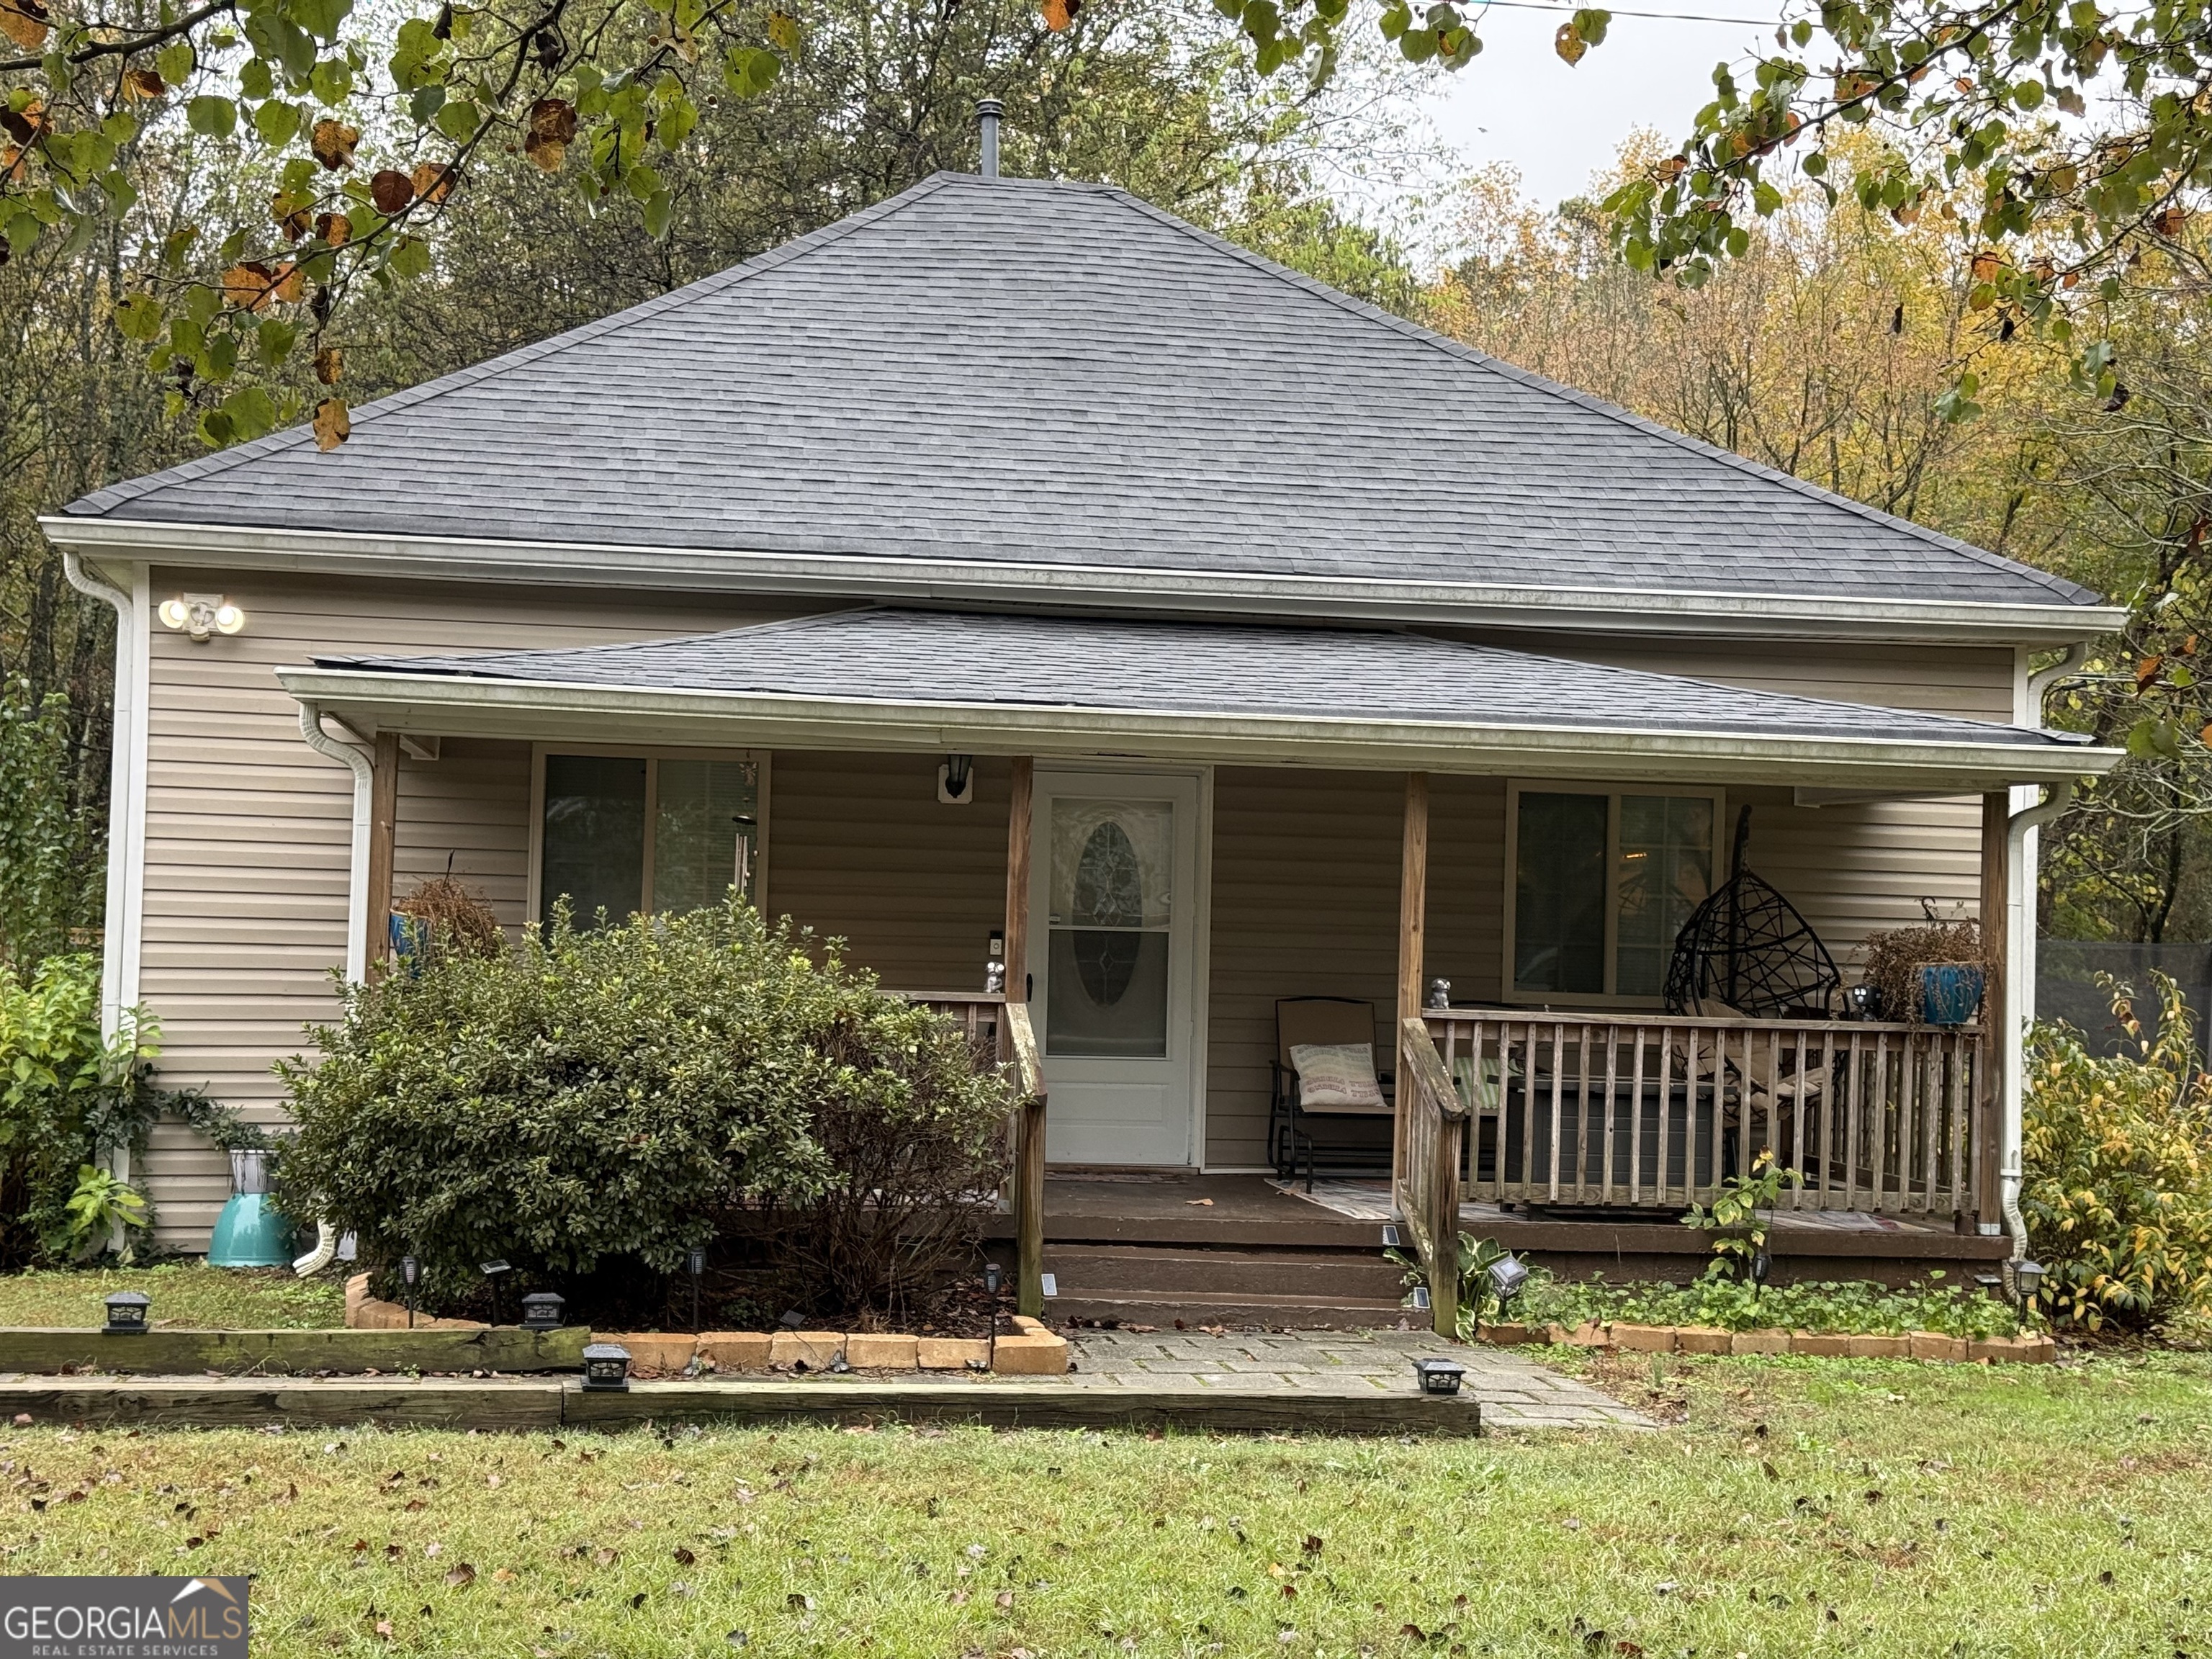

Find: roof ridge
<box><xmin>69</xmin><ymin>181</ymin><xmax>964</xmax><ymax>518</ymax></box>
<box><xmin>1075</xmin><ymin>181</ymin><xmax>2098</xmax><ymax>609</ymax></box>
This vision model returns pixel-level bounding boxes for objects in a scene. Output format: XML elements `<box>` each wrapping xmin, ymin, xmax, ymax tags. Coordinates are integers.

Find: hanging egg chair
<box><xmin>1664</xmin><ymin>806</ymin><xmax>1842</xmax><ymax>1019</ymax></box>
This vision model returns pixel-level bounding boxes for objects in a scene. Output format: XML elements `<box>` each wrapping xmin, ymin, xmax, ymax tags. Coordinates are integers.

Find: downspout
<box><xmin>297</xmin><ymin>700</ymin><xmax>374</xmax><ymax>986</ymax></box>
<box><xmin>292</xmin><ymin>700</ymin><xmax>375</xmax><ymax>1276</ymax></box>
<box><xmin>1999</xmin><ymin>777</ymin><xmax>2075</xmax><ymax>1281</ymax></box>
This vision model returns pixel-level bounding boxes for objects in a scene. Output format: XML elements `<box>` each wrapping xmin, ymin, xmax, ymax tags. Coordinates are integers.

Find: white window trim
<box><xmin>1500</xmin><ymin>779</ymin><xmax>1726</xmax><ymax>1010</ymax></box>
<box><xmin>528</xmin><ymin>743</ymin><xmax>771</xmax><ymax>927</ymax></box>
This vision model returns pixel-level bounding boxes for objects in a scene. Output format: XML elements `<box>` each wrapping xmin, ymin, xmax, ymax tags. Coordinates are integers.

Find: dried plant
<box><xmin>1859</xmin><ymin>918</ymin><xmax>1990</xmax><ymax>1025</ymax></box>
<box><xmin>392</xmin><ymin>873</ymin><xmax>505</xmax><ymax>961</ymax></box>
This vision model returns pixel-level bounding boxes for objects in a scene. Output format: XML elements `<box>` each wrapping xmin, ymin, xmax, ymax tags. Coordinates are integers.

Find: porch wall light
<box><xmin>938</xmin><ymin>754</ymin><xmax>974</xmax><ymax>804</ymax></box>
<box><xmin>158</xmin><ymin>593</ymin><xmax>246</xmax><ymax>642</ymax></box>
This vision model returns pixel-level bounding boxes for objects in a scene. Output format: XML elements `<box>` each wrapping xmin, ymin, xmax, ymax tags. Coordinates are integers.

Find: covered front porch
<box><xmin>277</xmin><ymin>606</ymin><xmax>2114</xmax><ymax>1328</ymax></box>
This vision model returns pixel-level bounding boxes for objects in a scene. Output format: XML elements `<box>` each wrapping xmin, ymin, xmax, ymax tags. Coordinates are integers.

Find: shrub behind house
<box><xmin>275</xmin><ymin>900</ymin><xmax>1015</xmax><ymax>1316</ymax></box>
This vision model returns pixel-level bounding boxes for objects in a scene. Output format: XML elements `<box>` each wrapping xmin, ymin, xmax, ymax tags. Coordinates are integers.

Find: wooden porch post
<box><xmin>1003</xmin><ymin>756</ymin><xmax>1045</xmax><ymax>1318</ymax></box>
<box><xmin>1004</xmin><ymin>757</ymin><xmax>1033</xmax><ymax>1007</ymax></box>
<box><xmin>364</xmin><ymin>730</ymin><xmax>400</xmax><ymax>972</ymax></box>
<box><xmin>1977</xmin><ymin>790</ymin><xmax>2008</xmax><ymax>1231</ymax></box>
<box><xmin>1395</xmin><ymin>771</ymin><xmax>1430</xmax><ymax>1189</ymax></box>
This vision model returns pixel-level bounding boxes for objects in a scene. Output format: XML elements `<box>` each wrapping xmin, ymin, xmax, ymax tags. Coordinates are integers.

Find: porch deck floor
<box><xmin>1277</xmin><ymin>1177</ymin><xmax>1962</xmax><ymax>1235</ymax></box>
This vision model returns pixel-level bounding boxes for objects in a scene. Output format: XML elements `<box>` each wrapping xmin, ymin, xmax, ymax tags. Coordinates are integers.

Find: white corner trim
<box><xmin>40</xmin><ymin>514</ymin><xmax>2131</xmax><ymax>647</ymax></box>
<box><xmin>297</xmin><ymin>701</ymin><xmax>374</xmax><ymax>984</ymax></box>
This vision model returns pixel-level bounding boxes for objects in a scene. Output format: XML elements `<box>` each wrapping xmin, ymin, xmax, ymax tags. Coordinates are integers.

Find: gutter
<box><xmin>43</xmin><ymin>515</ymin><xmax>2132</xmax><ymax>648</ymax></box>
<box><xmin>297</xmin><ymin>701</ymin><xmax>374</xmax><ymax>984</ymax></box>
<box><xmin>271</xmin><ymin>665</ymin><xmax>2124</xmax><ymax>790</ymax></box>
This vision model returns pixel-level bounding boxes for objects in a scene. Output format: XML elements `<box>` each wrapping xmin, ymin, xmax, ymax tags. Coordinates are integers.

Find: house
<box><xmin>48</xmin><ymin>157</ymin><xmax>2126</xmax><ymax>1325</ymax></box>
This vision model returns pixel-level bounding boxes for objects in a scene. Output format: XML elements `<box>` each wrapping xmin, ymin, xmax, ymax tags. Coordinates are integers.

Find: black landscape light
<box><xmin>984</xmin><ymin>1262</ymin><xmax>1003</xmax><ymax>1297</ymax></box>
<box><xmin>400</xmin><ymin>1254</ymin><xmax>420</xmax><ymax>1329</ymax></box>
<box><xmin>1486</xmin><ymin>1253</ymin><xmax>1530</xmax><ymax>1315</ymax></box>
<box><xmin>2011</xmin><ymin>1259</ymin><xmax>2045</xmax><ymax>1332</ymax></box>
<box><xmin>482</xmin><ymin>1259</ymin><xmax>512</xmax><ymax>1326</ymax></box>
<box><xmin>104</xmin><ymin>1290</ymin><xmax>150</xmax><ymax>1335</ymax></box>
<box><xmin>1411</xmin><ymin>1357</ymin><xmax>1465</xmax><ymax>1396</ymax></box>
<box><xmin>687</xmin><ymin>1246</ymin><xmax>708</xmax><ymax>1334</ymax></box>
<box><xmin>520</xmin><ymin>1292</ymin><xmax>566</xmax><ymax>1331</ymax></box>
<box><xmin>582</xmin><ymin>1343</ymin><xmax>631</xmax><ymax>1392</ymax></box>
<box><xmin>1749</xmin><ymin>1249</ymin><xmax>1773</xmax><ymax>1287</ymax></box>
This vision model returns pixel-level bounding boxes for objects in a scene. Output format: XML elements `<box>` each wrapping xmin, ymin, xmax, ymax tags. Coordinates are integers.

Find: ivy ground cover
<box><xmin>1</xmin><ymin>1351</ymin><xmax>2205</xmax><ymax>1657</ymax></box>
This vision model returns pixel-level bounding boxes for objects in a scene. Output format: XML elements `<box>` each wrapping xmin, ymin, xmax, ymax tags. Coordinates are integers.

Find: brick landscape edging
<box><xmin>1473</xmin><ymin>1321</ymin><xmax>2054</xmax><ymax>1363</ymax></box>
<box><xmin>343</xmin><ymin>1279</ymin><xmax>1069</xmax><ymax>1374</ymax></box>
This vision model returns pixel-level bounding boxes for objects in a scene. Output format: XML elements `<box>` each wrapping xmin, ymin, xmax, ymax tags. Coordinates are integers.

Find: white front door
<box><xmin>1030</xmin><ymin>770</ymin><xmax>1201</xmax><ymax>1166</ymax></box>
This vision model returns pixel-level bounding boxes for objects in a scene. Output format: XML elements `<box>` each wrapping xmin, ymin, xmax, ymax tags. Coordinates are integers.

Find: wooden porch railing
<box><xmin>898</xmin><ymin>990</ymin><xmax>1047</xmax><ymax>1320</ymax></box>
<box><xmin>1420</xmin><ymin>1009</ymin><xmax>1987</xmax><ymax>1216</ymax></box>
<box><xmin>1394</xmin><ymin>1016</ymin><xmax>1470</xmax><ymax>1339</ymax></box>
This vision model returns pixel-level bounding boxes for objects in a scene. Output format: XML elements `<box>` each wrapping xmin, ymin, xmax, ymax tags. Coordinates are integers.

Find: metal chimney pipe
<box><xmin>976</xmin><ymin>97</ymin><xmax>1002</xmax><ymax>179</ymax></box>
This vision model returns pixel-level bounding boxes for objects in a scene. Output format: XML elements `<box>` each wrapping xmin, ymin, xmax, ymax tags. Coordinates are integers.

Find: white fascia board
<box><xmin>47</xmin><ymin>515</ymin><xmax>2131</xmax><ymax>648</ymax></box>
<box><xmin>274</xmin><ymin>666</ymin><xmax>2124</xmax><ymax>791</ymax></box>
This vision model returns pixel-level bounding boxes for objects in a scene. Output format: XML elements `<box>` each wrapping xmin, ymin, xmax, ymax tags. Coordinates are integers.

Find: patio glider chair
<box><xmin>1270</xmin><ymin>997</ymin><xmax>1395</xmax><ymax>1190</ymax></box>
<box><xmin>1668</xmin><ymin>996</ymin><xmax>1835</xmax><ymax>1182</ymax></box>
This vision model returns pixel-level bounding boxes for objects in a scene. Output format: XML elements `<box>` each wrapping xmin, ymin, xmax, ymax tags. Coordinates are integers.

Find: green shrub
<box><xmin>0</xmin><ymin>681</ymin><xmax>104</xmax><ymax>971</ymax></box>
<box><xmin>1514</xmin><ymin>1269</ymin><xmax>2022</xmax><ymax>1339</ymax></box>
<box><xmin>2023</xmin><ymin>974</ymin><xmax>2212</xmax><ymax>1331</ymax></box>
<box><xmin>0</xmin><ymin>953</ymin><xmax>155</xmax><ymax>1267</ymax></box>
<box><xmin>274</xmin><ymin>899</ymin><xmax>1017</xmax><ymax>1316</ymax></box>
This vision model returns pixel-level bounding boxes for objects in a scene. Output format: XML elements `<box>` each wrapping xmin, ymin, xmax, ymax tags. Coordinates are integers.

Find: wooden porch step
<box><xmin>1040</xmin><ymin>1244</ymin><xmax>1411</xmax><ymax>1330</ymax></box>
<box><xmin>1053</xmin><ymin>1290</ymin><xmax>1411</xmax><ymax>1331</ymax></box>
<box><xmin>1047</xmin><ymin>1244</ymin><xmax>1406</xmax><ymax>1298</ymax></box>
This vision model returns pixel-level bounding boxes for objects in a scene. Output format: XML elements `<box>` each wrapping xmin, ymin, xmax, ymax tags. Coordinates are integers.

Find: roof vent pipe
<box><xmin>976</xmin><ymin>97</ymin><xmax>1002</xmax><ymax>179</ymax></box>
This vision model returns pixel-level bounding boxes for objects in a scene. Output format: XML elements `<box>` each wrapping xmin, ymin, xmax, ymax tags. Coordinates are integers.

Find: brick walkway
<box><xmin>1066</xmin><ymin>1327</ymin><xmax>1652</xmax><ymax>1430</ymax></box>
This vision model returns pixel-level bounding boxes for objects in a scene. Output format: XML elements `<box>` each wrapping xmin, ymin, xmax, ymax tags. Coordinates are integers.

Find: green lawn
<box><xmin>0</xmin><ymin>1263</ymin><xmax>346</xmax><ymax>1330</ymax></box>
<box><xmin>2</xmin><ymin>1350</ymin><xmax>2206</xmax><ymax>1656</ymax></box>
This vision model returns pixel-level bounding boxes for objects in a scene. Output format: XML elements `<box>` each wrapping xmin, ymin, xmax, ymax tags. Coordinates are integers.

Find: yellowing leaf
<box><xmin>1554</xmin><ymin>19</ymin><xmax>1587</xmax><ymax>63</ymax></box>
<box><xmin>314</xmin><ymin>211</ymin><xmax>352</xmax><ymax>246</ymax></box>
<box><xmin>411</xmin><ymin>161</ymin><xmax>458</xmax><ymax>204</ymax></box>
<box><xmin>766</xmin><ymin>9</ymin><xmax>800</xmax><ymax>52</ymax></box>
<box><xmin>2136</xmin><ymin>655</ymin><xmax>2164</xmax><ymax>691</ymax></box>
<box><xmin>0</xmin><ymin>0</ymin><xmax>49</xmax><ymax>53</ymax></box>
<box><xmin>1042</xmin><ymin>0</ymin><xmax>1071</xmax><ymax>28</ymax></box>
<box><xmin>122</xmin><ymin>68</ymin><xmax>168</xmax><ymax>102</ymax></box>
<box><xmin>312</xmin><ymin>396</ymin><xmax>350</xmax><ymax>450</ymax></box>
<box><xmin>1970</xmin><ymin>249</ymin><xmax>2002</xmax><ymax>282</ymax></box>
<box><xmin>310</xmin><ymin>119</ymin><xmax>360</xmax><ymax>170</ymax></box>
<box><xmin>221</xmin><ymin>261</ymin><xmax>280</xmax><ymax>312</ymax></box>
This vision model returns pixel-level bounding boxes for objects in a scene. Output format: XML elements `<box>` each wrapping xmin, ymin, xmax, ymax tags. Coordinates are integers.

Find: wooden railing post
<box><xmin>1399</xmin><ymin>1017</ymin><xmax>1466</xmax><ymax>1341</ymax></box>
<box><xmin>1005</xmin><ymin>1000</ymin><xmax>1048</xmax><ymax>1320</ymax></box>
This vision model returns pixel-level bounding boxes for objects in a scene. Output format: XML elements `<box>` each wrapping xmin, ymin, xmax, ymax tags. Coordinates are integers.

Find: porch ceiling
<box><xmin>279</xmin><ymin>606</ymin><xmax>2120</xmax><ymax>790</ymax></box>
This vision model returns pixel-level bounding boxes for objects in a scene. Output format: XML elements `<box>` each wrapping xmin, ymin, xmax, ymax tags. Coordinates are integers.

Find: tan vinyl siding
<box><xmin>138</xmin><ymin>569</ymin><xmax>810</xmax><ymax>1244</ymax></box>
<box><xmin>765</xmin><ymin>752</ymin><xmax>1012</xmax><ymax>992</ymax></box>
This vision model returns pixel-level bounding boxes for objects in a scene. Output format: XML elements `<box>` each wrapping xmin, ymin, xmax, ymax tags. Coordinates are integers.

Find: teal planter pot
<box><xmin>1920</xmin><ymin>963</ymin><xmax>1986</xmax><ymax>1028</ymax></box>
<box><xmin>207</xmin><ymin>1148</ymin><xmax>292</xmax><ymax>1269</ymax></box>
<box><xmin>208</xmin><ymin>1192</ymin><xmax>293</xmax><ymax>1267</ymax></box>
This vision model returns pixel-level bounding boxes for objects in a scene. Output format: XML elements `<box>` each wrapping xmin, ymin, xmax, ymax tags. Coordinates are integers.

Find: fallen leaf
<box><xmin>405</xmin><ymin>1497</ymin><xmax>426</xmax><ymax>1513</ymax></box>
<box><xmin>995</xmin><ymin>1591</ymin><xmax>1015</xmax><ymax>1610</ymax></box>
<box><xmin>424</xmin><ymin>1543</ymin><xmax>441</xmax><ymax>1557</ymax></box>
<box><xmin>491</xmin><ymin>1568</ymin><xmax>513</xmax><ymax>1583</ymax></box>
<box><xmin>1184</xmin><ymin>1198</ymin><xmax>1214</xmax><ymax>1207</ymax></box>
<box><xmin>444</xmin><ymin>1563</ymin><xmax>475</xmax><ymax>1587</ymax></box>
<box><xmin>374</xmin><ymin>1620</ymin><xmax>392</xmax><ymax>1640</ymax></box>
<box><xmin>673</xmin><ymin>1547</ymin><xmax>696</xmax><ymax>1566</ymax></box>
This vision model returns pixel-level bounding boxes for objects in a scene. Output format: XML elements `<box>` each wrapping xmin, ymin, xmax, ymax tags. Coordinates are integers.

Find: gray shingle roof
<box><xmin>314</xmin><ymin>608</ymin><xmax>2088</xmax><ymax>749</ymax></box>
<box><xmin>72</xmin><ymin>172</ymin><xmax>2095</xmax><ymax>611</ymax></box>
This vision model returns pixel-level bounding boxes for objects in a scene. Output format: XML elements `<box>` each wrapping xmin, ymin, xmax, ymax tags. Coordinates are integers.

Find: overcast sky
<box><xmin>1409</xmin><ymin>0</ymin><xmax>1787</xmax><ymax>206</ymax></box>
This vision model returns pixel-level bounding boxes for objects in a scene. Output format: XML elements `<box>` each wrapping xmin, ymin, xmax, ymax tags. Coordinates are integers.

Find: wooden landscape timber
<box><xmin>0</xmin><ymin>1326</ymin><xmax>589</xmax><ymax>1375</ymax></box>
<box><xmin>0</xmin><ymin>1375</ymin><xmax>1482</xmax><ymax>1436</ymax></box>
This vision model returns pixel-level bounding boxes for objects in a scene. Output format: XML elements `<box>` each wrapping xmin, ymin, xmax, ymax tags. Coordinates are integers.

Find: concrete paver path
<box><xmin>1067</xmin><ymin>1327</ymin><xmax>1653</xmax><ymax>1429</ymax></box>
